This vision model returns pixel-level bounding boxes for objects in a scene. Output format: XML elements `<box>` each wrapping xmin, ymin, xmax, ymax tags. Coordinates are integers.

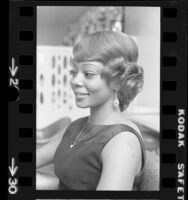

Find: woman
<box><xmin>37</xmin><ymin>31</ymin><xmax>145</xmax><ymax>191</ymax></box>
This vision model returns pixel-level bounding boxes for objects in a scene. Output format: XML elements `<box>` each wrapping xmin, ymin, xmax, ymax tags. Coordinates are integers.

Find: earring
<box><xmin>113</xmin><ymin>91</ymin><xmax>119</xmax><ymax>106</ymax></box>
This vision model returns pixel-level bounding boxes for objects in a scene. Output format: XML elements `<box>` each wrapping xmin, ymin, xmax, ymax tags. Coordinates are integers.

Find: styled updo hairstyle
<box><xmin>73</xmin><ymin>31</ymin><xmax>144</xmax><ymax>112</ymax></box>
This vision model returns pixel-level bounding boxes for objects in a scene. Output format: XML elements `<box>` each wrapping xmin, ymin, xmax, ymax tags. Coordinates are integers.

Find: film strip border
<box><xmin>160</xmin><ymin>2</ymin><xmax>187</xmax><ymax>200</ymax></box>
<box><xmin>8</xmin><ymin>1</ymin><xmax>187</xmax><ymax>200</ymax></box>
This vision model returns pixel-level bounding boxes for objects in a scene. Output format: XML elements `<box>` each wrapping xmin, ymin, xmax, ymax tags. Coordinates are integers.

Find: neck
<box><xmin>89</xmin><ymin>98</ymin><xmax>122</xmax><ymax>125</ymax></box>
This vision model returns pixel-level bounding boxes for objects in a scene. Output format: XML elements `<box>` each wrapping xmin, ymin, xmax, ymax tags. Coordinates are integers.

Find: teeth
<box><xmin>76</xmin><ymin>93</ymin><xmax>88</xmax><ymax>96</ymax></box>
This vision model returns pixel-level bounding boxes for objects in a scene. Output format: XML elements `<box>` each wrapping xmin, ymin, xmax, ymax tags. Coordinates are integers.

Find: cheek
<box><xmin>86</xmin><ymin>80</ymin><xmax>113</xmax><ymax>99</ymax></box>
<box><xmin>70</xmin><ymin>79</ymin><xmax>74</xmax><ymax>89</ymax></box>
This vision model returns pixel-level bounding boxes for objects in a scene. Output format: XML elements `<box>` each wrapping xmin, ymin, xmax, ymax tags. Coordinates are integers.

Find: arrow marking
<box><xmin>9</xmin><ymin>57</ymin><xmax>18</xmax><ymax>77</ymax></box>
<box><xmin>9</xmin><ymin>157</ymin><xmax>18</xmax><ymax>177</ymax></box>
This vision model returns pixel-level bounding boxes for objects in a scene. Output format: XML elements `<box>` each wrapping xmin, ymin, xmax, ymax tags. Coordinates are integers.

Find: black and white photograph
<box><xmin>36</xmin><ymin>6</ymin><xmax>160</xmax><ymax>191</ymax></box>
<box><xmin>36</xmin><ymin>199</ymin><xmax>159</xmax><ymax>200</ymax></box>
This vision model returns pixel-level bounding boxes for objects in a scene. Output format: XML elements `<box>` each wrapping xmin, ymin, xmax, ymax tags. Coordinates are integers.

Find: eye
<box><xmin>70</xmin><ymin>70</ymin><xmax>78</xmax><ymax>77</ymax></box>
<box><xmin>84</xmin><ymin>72</ymin><xmax>96</xmax><ymax>79</ymax></box>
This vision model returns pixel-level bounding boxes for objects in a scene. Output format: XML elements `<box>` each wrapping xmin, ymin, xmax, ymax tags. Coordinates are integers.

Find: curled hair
<box><xmin>101</xmin><ymin>57</ymin><xmax>144</xmax><ymax>111</ymax></box>
<box><xmin>101</xmin><ymin>59</ymin><xmax>144</xmax><ymax>111</ymax></box>
<box><xmin>73</xmin><ymin>31</ymin><xmax>138</xmax><ymax>63</ymax></box>
<box><xmin>73</xmin><ymin>31</ymin><xmax>144</xmax><ymax>111</ymax></box>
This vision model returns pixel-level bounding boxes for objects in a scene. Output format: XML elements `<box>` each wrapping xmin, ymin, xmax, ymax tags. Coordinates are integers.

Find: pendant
<box><xmin>70</xmin><ymin>144</ymin><xmax>74</xmax><ymax>148</ymax></box>
<box><xmin>114</xmin><ymin>98</ymin><xmax>119</xmax><ymax>105</ymax></box>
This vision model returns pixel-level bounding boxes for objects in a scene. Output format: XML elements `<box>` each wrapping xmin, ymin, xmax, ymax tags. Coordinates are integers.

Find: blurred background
<box><xmin>36</xmin><ymin>6</ymin><xmax>160</xmax><ymax>175</ymax></box>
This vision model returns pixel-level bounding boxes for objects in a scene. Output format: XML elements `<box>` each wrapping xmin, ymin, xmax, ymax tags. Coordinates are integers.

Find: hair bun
<box><xmin>100</xmin><ymin>57</ymin><xmax>144</xmax><ymax>112</ymax></box>
<box><xmin>120</xmin><ymin>62</ymin><xmax>144</xmax><ymax>89</ymax></box>
<box><xmin>118</xmin><ymin>62</ymin><xmax>144</xmax><ymax>111</ymax></box>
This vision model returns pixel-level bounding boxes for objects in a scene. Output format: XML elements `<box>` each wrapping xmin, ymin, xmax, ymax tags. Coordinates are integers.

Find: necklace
<box><xmin>70</xmin><ymin>123</ymin><xmax>91</xmax><ymax>149</ymax></box>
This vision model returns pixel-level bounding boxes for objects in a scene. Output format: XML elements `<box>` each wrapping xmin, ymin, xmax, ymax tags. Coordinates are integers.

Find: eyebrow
<box><xmin>81</xmin><ymin>63</ymin><xmax>102</xmax><ymax>72</ymax></box>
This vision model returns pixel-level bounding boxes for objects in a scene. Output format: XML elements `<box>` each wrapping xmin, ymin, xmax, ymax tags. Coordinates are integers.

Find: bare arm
<box><xmin>96</xmin><ymin>131</ymin><xmax>142</xmax><ymax>190</ymax></box>
<box><xmin>36</xmin><ymin>171</ymin><xmax>59</xmax><ymax>190</ymax></box>
<box><xmin>36</xmin><ymin>132</ymin><xmax>63</xmax><ymax>169</ymax></box>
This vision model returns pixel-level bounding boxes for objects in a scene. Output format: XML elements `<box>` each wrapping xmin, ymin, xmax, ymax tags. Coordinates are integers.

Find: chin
<box><xmin>76</xmin><ymin>102</ymin><xmax>90</xmax><ymax>109</ymax></box>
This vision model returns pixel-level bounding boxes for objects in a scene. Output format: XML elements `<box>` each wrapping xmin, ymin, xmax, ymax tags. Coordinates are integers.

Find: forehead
<box><xmin>72</xmin><ymin>61</ymin><xmax>104</xmax><ymax>70</ymax></box>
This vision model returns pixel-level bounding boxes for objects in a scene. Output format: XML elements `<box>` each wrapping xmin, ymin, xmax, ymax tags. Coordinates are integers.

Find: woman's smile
<box><xmin>74</xmin><ymin>92</ymin><xmax>91</xmax><ymax>99</ymax></box>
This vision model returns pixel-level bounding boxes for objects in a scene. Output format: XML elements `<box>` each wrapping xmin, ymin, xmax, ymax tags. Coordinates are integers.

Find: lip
<box><xmin>74</xmin><ymin>92</ymin><xmax>90</xmax><ymax>98</ymax></box>
<box><xmin>74</xmin><ymin>92</ymin><xmax>90</xmax><ymax>95</ymax></box>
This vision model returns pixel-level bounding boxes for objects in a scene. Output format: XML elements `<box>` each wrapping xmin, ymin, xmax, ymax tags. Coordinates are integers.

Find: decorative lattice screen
<box><xmin>37</xmin><ymin>46</ymin><xmax>89</xmax><ymax>129</ymax></box>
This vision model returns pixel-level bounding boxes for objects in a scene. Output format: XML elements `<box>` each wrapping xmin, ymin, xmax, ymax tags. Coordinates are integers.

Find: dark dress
<box><xmin>54</xmin><ymin>116</ymin><xmax>146</xmax><ymax>190</ymax></box>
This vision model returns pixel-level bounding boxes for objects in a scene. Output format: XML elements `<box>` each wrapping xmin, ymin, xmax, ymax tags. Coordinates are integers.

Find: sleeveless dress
<box><xmin>54</xmin><ymin>116</ymin><xmax>146</xmax><ymax>190</ymax></box>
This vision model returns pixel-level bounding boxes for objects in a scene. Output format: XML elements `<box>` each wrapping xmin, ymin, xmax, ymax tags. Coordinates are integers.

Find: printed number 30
<box><xmin>8</xmin><ymin>177</ymin><xmax>18</xmax><ymax>194</ymax></box>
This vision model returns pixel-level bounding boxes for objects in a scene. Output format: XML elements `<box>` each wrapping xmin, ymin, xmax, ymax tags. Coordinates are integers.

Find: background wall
<box><xmin>37</xmin><ymin>6</ymin><xmax>89</xmax><ymax>45</ymax></box>
<box><xmin>124</xmin><ymin>7</ymin><xmax>160</xmax><ymax>113</ymax></box>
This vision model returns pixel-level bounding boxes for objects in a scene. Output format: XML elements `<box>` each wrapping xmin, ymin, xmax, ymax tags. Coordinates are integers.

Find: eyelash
<box><xmin>84</xmin><ymin>72</ymin><xmax>96</xmax><ymax>78</ymax></box>
<box><xmin>70</xmin><ymin>70</ymin><xmax>96</xmax><ymax>79</ymax></box>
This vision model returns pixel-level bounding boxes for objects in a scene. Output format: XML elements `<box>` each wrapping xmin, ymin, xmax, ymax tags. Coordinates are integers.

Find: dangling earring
<box><xmin>113</xmin><ymin>91</ymin><xmax>119</xmax><ymax>106</ymax></box>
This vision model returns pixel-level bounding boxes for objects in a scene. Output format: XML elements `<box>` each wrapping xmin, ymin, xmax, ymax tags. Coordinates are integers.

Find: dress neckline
<box><xmin>85</xmin><ymin>116</ymin><xmax>133</xmax><ymax>128</ymax></box>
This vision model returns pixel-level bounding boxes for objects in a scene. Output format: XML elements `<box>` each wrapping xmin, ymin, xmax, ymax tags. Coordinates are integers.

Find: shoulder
<box><xmin>101</xmin><ymin>130</ymin><xmax>142</xmax><ymax>158</ymax></box>
<box><xmin>119</xmin><ymin>118</ymin><xmax>144</xmax><ymax>141</ymax></box>
<box><xmin>123</xmin><ymin>119</ymin><xmax>142</xmax><ymax>136</ymax></box>
<box><xmin>102</xmin><ymin>116</ymin><xmax>142</xmax><ymax>155</ymax></box>
<box><xmin>101</xmin><ymin>117</ymin><xmax>142</xmax><ymax>157</ymax></box>
<box><xmin>98</xmin><ymin>118</ymin><xmax>144</xmax><ymax>186</ymax></box>
<box><xmin>100</xmin><ymin>130</ymin><xmax>142</xmax><ymax>179</ymax></box>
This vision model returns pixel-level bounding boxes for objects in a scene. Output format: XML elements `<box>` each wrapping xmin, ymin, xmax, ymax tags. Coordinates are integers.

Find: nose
<box><xmin>70</xmin><ymin>72</ymin><xmax>84</xmax><ymax>87</ymax></box>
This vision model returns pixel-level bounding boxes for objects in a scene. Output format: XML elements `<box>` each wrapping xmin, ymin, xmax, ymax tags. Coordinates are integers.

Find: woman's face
<box><xmin>70</xmin><ymin>61</ymin><xmax>114</xmax><ymax>109</ymax></box>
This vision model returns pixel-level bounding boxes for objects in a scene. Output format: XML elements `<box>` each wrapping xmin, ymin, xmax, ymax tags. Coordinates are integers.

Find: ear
<box><xmin>109</xmin><ymin>79</ymin><xmax>121</xmax><ymax>91</ymax></box>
